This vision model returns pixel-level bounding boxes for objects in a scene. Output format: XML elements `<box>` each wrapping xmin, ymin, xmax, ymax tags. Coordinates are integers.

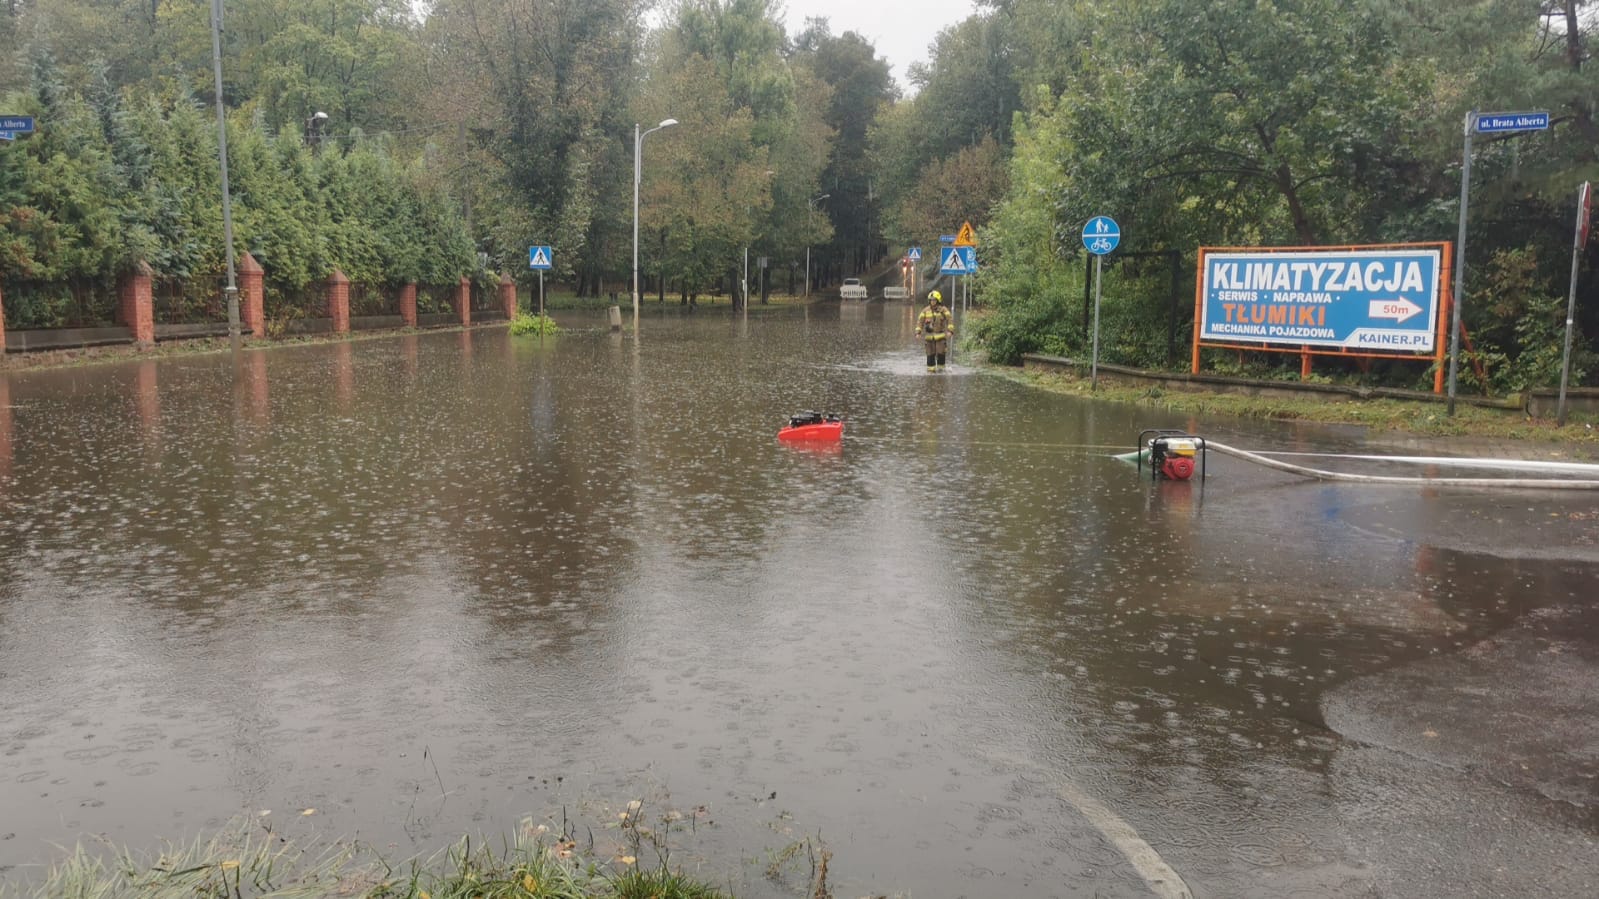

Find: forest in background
<box><xmin>0</xmin><ymin>0</ymin><xmax>1594</xmax><ymax>391</ymax></box>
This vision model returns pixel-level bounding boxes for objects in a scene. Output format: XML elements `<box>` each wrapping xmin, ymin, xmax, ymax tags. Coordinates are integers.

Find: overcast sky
<box><xmin>414</xmin><ymin>1</ymin><xmax>979</xmax><ymax>92</ymax></box>
<box><xmin>777</xmin><ymin>0</ymin><xmax>978</xmax><ymax>90</ymax></box>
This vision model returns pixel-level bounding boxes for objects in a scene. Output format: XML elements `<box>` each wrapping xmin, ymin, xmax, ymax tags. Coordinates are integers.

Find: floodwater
<box><xmin>2</xmin><ymin>306</ymin><xmax>1598</xmax><ymax>898</ymax></box>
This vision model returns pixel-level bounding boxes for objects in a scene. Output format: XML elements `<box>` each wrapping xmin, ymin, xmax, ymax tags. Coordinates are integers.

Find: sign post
<box><xmin>939</xmin><ymin>244</ymin><xmax>974</xmax><ymax>359</ymax></box>
<box><xmin>1449</xmin><ymin>109</ymin><xmax>1550</xmax><ymax>414</ymax></box>
<box><xmin>955</xmin><ymin>223</ymin><xmax>977</xmax><ymax>317</ymax></box>
<box><xmin>1558</xmin><ymin>180</ymin><xmax>1593</xmax><ymax>426</ymax></box>
<box><xmin>529</xmin><ymin>245</ymin><xmax>553</xmax><ymax>317</ymax></box>
<box><xmin>1082</xmin><ymin>215</ymin><xmax>1121</xmax><ymax>389</ymax></box>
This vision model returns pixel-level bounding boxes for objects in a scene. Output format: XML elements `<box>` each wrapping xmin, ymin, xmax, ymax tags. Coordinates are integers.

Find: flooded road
<box><xmin>3</xmin><ymin>306</ymin><xmax>1598</xmax><ymax>897</ymax></box>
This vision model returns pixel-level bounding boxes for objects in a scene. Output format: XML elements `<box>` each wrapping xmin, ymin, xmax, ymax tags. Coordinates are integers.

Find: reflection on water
<box><xmin>1</xmin><ymin>315</ymin><xmax>1596</xmax><ymax>897</ymax></box>
<box><xmin>134</xmin><ymin>361</ymin><xmax>159</xmax><ymax>448</ymax></box>
<box><xmin>0</xmin><ymin>374</ymin><xmax>11</xmax><ymax>483</ymax></box>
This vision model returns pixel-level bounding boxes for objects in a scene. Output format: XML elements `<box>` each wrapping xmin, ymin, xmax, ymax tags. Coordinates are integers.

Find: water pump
<box><xmin>1135</xmin><ymin>429</ymin><xmax>1207</xmax><ymax>482</ymax></box>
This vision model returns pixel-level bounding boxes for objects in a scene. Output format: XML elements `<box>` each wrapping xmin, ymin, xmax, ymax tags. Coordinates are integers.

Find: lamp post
<box><xmin>632</xmin><ymin>118</ymin><xmax>677</xmax><ymax>331</ymax></box>
<box><xmin>208</xmin><ymin>0</ymin><xmax>240</xmax><ymax>356</ymax></box>
<box><xmin>805</xmin><ymin>193</ymin><xmax>829</xmax><ymax>298</ymax></box>
<box><xmin>305</xmin><ymin>110</ymin><xmax>328</xmax><ymax>150</ymax></box>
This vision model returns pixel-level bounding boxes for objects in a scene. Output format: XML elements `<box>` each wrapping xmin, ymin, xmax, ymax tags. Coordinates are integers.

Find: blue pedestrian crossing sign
<box><xmin>939</xmin><ymin>246</ymin><xmax>977</xmax><ymax>275</ymax></box>
<box><xmin>907</xmin><ymin>247</ymin><xmax>922</xmax><ymax>261</ymax></box>
<box><xmin>528</xmin><ymin>245</ymin><xmax>553</xmax><ymax>270</ymax></box>
<box><xmin>1082</xmin><ymin>215</ymin><xmax>1120</xmax><ymax>255</ymax></box>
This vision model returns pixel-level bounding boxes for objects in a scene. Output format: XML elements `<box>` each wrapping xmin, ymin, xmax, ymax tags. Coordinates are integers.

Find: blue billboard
<box><xmin>1198</xmin><ymin>248</ymin><xmax>1443</xmax><ymax>353</ymax></box>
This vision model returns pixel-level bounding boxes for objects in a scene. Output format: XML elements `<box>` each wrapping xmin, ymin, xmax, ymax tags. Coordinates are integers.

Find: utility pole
<box><xmin>209</xmin><ymin>0</ymin><xmax>240</xmax><ymax>357</ymax></box>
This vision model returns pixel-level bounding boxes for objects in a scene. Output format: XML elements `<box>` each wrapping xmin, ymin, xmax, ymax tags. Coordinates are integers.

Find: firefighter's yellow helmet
<box><xmin>928</xmin><ymin>290</ymin><xmax>942</xmax><ymax>304</ymax></box>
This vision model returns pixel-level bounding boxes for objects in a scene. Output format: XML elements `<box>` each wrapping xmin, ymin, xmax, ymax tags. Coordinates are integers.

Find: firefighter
<box><xmin>917</xmin><ymin>290</ymin><xmax>954</xmax><ymax>371</ymax></box>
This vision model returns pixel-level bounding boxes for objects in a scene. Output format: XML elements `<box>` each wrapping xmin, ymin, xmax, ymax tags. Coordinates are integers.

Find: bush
<box><xmin>509</xmin><ymin>312</ymin><xmax>561</xmax><ymax>336</ymax></box>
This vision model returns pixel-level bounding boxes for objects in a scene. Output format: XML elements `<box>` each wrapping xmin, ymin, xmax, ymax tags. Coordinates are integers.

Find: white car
<box><xmin>839</xmin><ymin>278</ymin><xmax>868</xmax><ymax>300</ymax></box>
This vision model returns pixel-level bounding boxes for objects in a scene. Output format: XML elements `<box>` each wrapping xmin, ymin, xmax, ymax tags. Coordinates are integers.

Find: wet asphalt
<box><xmin>1</xmin><ymin>305</ymin><xmax>1596</xmax><ymax>897</ymax></box>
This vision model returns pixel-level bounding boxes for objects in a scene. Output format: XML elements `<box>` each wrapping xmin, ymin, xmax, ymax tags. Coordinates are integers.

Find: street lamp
<box><xmin>632</xmin><ymin>117</ymin><xmax>677</xmax><ymax>331</ymax></box>
<box><xmin>208</xmin><ymin>0</ymin><xmax>240</xmax><ymax>356</ymax></box>
<box><xmin>805</xmin><ymin>193</ymin><xmax>829</xmax><ymax>298</ymax></box>
<box><xmin>305</xmin><ymin>110</ymin><xmax>328</xmax><ymax>149</ymax></box>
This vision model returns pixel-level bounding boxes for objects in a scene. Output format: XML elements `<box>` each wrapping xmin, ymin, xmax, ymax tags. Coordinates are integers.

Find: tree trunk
<box><xmin>1566</xmin><ymin>2</ymin><xmax>1599</xmax><ymax>157</ymax></box>
<box><xmin>1275</xmin><ymin>162</ymin><xmax>1317</xmax><ymax>244</ymax></box>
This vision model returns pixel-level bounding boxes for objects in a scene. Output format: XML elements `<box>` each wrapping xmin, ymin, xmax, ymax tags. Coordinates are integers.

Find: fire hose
<box><xmin>1205</xmin><ymin>441</ymin><xmax>1599</xmax><ymax>490</ymax></box>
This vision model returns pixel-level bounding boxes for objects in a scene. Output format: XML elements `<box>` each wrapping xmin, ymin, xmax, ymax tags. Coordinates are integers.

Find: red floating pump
<box><xmin>778</xmin><ymin>411</ymin><xmax>843</xmax><ymax>443</ymax></box>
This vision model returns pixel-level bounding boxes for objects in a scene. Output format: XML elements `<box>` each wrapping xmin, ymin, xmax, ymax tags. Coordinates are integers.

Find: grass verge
<box><xmin>0</xmin><ymin>817</ymin><xmax>733</xmax><ymax>899</ymax></box>
<box><xmin>998</xmin><ymin>365</ymin><xmax>1599</xmax><ymax>451</ymax></box>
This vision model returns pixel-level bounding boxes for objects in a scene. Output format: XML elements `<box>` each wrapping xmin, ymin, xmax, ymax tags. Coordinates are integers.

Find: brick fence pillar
<box><xmin>499</xmin><ymin>275</ymin><xmax>517</xmax><ymax>319</ymax></box>
<box><xmin>326</xmin><ymin>269</ymin><xmax>350</xmax><ymax>335</ymax></box>
<box><xmin>455</xmin><ymin>276</ymin><xmax>471</xmax><ymax>327</ymax></box>
<box><xmin>239</xmin><ymin>252</ymin><xmax>265</xmax><ymax>338</ymax></box>
<box><xmin>118</xmin><ymin>262</ymin><xmax>156</xmax><ymax>348</ymax></box>
<box><xmin>0</xmin><ymin>282</ymin><xmax>7</xmax><ymax>354</ymax></box>
<box><xmin>399</xmin><ymin>282</ymin><xmax>418</xmax><ymax>328</ymax></box>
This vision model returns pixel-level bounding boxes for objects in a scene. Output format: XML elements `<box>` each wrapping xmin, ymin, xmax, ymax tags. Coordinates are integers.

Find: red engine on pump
<box><xmin>1161</xmin><ymin>454</ymin><xmax>1196</xmax><ymax>481</ymax></box>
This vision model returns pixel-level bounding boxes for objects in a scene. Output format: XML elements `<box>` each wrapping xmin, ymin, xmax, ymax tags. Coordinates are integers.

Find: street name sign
<box><xmin>0</xmin><ymin>116</ymin><xmax>35</xmax><ymax>133</ymax></box>
<box><xmin>1474</xmin><ymin>111</ymin><xmax>1549</xmax><ymax>134</ymax></box>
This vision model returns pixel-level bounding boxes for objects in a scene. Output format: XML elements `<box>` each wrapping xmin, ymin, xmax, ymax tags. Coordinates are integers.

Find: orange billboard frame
<box><xmin>1191</xmin><ymin>242</ymin><xmax>1453</xmax><ymax>393</ymax></box>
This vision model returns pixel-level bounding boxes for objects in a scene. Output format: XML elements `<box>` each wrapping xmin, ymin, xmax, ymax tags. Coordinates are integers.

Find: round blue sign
<box><xmin>1082</xmin><ymin>215</ymin><xmax>1120</xmax><ymax>255</ymax></box>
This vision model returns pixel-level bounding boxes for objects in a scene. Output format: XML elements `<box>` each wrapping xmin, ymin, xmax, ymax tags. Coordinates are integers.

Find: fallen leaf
<box><xmin>1423</xmin><ymin>729</ymin><xmax>1439</xmax><ymax>738</ymax></box>
<box><xmin>301</xmin><ymin>808</ymin><xmax>316</xmax><ymax>816</ymax></box>
<box><xmin>257</xmin><ymin>810</ymin><xmax>271</xmax><ymax>817</ymax></box>
<box><xmin>618</xmin><ymin>855</ymin><xmax>636</xmax><ymax>866</ymax></box>
<box><xmin>523</xmin><ymin>873</ymin><xmax>537</xmax><ymax>891</ymax></box>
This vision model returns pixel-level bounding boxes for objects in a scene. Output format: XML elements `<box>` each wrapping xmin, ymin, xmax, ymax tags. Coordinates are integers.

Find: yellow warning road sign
<box><xmin>954</xmin><ymin>221</ymin><xmax>977</xmax><ymax>246</ymax></box>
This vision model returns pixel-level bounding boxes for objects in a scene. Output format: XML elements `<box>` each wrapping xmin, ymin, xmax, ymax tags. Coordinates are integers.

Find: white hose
<box><xmin>1254</xmin><ymin>451</ymin><xmax>1599</xmax><ymax>476</ymax></box>
<box><xmin>1205</xmin><ymin>441</ymin><xmax>1599</xmax><ymax>490</ymax></box>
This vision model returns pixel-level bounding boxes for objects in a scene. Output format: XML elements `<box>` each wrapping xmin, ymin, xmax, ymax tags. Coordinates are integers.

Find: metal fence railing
<box><xmin>153</xmin><ymin>275</ymin><xmax>225</xmax><ymax>324</ymax></box>
<box><xmin>1</xmin><ymin>278</ymin><xmax>118</xmax><ymax>329</ymax></box>
<box><xmin>349</xmin><ymin>282</ymin><xmax>396</xmax><ymax>317</ymax></box>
